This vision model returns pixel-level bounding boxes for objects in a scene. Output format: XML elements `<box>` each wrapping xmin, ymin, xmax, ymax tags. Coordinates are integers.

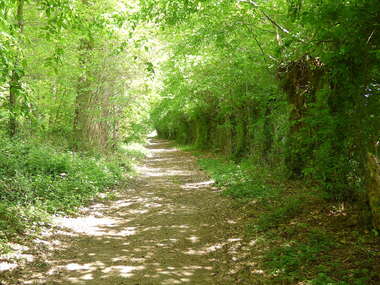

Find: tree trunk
<box><xmin>278</xmin><ymin>55</ymin><xmax>324</xmax><ymax>177</ymax></box>
<box><xmin>73</xmin><ymin>33</ymin><xmax>94</xmax><ymax>149</ymax></box>
<box><xmin>8</xmin><ymin>0</ymin><xmax>24</xmax><ymax>137</ymax></box>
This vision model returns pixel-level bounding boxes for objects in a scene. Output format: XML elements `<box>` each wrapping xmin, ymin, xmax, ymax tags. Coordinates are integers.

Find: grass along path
<box><xmin>0</xmin><ymin>138</ymin><xmax>257</xmax><ymax>284</ymax></box>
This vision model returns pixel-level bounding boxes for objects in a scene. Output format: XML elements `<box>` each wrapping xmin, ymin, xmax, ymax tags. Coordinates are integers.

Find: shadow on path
<box><xmin>1</xmin><ymin>138</ymin><xmax>250</xmax><ymax>284</ymax></box>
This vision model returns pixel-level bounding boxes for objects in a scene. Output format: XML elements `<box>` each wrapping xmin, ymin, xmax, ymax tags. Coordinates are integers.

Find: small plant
<box><xmin>308</xmin><ymin>273</ymin><xmax>347</xmax><ymax>285</ymax></box>
<box><xmin>257</xmin><ymin>197</ymin><xmax>303</xmax><ymax>230</ymax></box>
<box><xmin>263</xmin><ymin>230</ymin><xmax>336</xmax><ymax>282</ymax></box>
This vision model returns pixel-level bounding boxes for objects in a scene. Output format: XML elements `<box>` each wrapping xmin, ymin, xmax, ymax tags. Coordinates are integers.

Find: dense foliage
<box><xmin>148</xmin><ymin>0</ymin><xmax>380</xmax><ymax>202</ymax></box>
<box><xmin>0</xmin><ymin>0</ymin><xmax>155</xmax><ymax>147</ymax></box>
<box><xmin>0</xmin><ymin>0</ymin><xmax>155</xmax><ymax>249</ymax></box>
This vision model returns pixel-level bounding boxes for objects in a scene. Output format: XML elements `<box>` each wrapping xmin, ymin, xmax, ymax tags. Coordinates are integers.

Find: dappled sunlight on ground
<box><xmin>180</xmin><ymin>180</ymin><xmax>215</xmax><ymax>191</ymax></box>
<box><xmin>0</xmin><ymin>138</ymin><xmax>258</xmax><ymax>284</ymax></box>
<box><xmin>54</xmin><ymin>216</ymin><xmax>126</xmax><ymax>237</ymax></box>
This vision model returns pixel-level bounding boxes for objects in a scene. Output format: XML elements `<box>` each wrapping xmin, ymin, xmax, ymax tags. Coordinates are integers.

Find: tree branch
<box><xmin>238</xmin><ymin>0</ymin><xmax>290</xmax><ymax>34</ymax></box>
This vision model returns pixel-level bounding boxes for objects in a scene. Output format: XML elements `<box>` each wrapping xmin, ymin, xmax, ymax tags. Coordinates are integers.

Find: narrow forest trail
<box><xmin>3</xmin><ymin>138</ymin><xmax>259</xmax><ymax>285</ymax></box>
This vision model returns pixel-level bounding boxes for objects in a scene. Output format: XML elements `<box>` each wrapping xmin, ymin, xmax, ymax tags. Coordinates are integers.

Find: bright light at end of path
<box><xmin>148</xmin><ymin>130</ymin><xmax>158</xmax><ymax>137</ymax></box>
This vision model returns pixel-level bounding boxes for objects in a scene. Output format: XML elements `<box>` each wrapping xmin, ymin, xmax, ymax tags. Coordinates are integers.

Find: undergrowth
<box><xmin>198</xmin><ymin>158</ymin><xmax>279</xmax><ymax>202</ymax></box>
<box><xmin>264</xmin><ymin>229</ymin><xmax>336</xmax><ymax>282</ymax></box>
<box><xmin>0</xmin><ymin>137</ymin><xmax>137</xmax><ymax>253</ymax></box>
<box><xmin>197</xmin><ymin>155</ymin><xmax>380</xmax><ymax>284</ymax></box>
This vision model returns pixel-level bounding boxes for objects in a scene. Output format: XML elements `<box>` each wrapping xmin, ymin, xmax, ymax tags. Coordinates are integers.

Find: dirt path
<box><xmin>3</xmin><ymin>138</ymin><xmax>252</xmax><ymax>284</ymax></box>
